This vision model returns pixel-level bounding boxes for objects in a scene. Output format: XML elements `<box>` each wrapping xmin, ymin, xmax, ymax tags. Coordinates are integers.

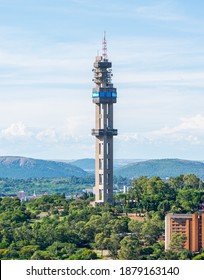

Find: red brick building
<box><xmin>165</xmin><ymin>213</ymin><xmax>204</xmax><ymax>252</ymax></box>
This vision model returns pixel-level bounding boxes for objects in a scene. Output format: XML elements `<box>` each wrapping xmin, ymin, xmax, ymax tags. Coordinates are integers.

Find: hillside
<box><xmin>70</xmin><ymin>158</ymin><xmax>95</xmax><ymax>172</ymax></box>
<box><xmin>1</xmin><ymin>157</ymin><xmax>203</xmax><ymax>180</ymax></box>
<box><xmin>114</xmin><ymin>158</ymin><xmax>204</xmax><ymax>179</ymax></box>
<box><xmin>70</xmin><ymin>158</ymin><xmax>144</xmax><ymax>171</ymax></box>
<box><xmin>0</xmin><ymin>156</ymin><xmax>87</xmax><ymax>179</ymax></box>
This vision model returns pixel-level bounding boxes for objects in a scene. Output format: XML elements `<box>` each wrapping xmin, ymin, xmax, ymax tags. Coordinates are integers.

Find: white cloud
<box><xmin>178</xmin><ymin>115</ymin><xmax>204</xmax><ymax>130</ymax></box>
<box><xmin>36</xmin><ymin>128</ymin><xmax>58</xmax><ymax>142</ymax></box>
<box><xmin>0</xmin><ymin>117</ymin><xmax>91</xmax><ymax>143</ymax></box>
<box><xmin>148</xmin><ymin>114</ymin><xmax>204</xmax><ymax>137</ymax></box>
<box><xmin>0</xmin><ymin>121</ymin><xmax>94</xmax><ymax>159</ymax></box>
<box><xmin>118</xmin><ymin>114</ymin><xmax>204</xmax><ymax>146</ymax></box>
<box><xmin>2</xmin><ymin>115</ymin><xmax>203</xmax><ymax>155</ymax></box>
<box><xmin>1</xmin><ymin>122</ymin><xmax>32</xmax><ymax>139</ymax></box>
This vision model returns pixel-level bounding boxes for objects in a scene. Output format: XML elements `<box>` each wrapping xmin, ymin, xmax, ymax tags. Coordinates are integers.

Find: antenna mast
<box><xmin>102</xmin><ymin>31</ymin><xmax>108</xmax><ymax>60</ymax></box>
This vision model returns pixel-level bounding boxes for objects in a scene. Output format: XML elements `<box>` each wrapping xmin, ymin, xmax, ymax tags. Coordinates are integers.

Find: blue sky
<box><xmin>0</xmin><ymin>0</ymin><xmax>204</xmax><ymax>160</ymax></box>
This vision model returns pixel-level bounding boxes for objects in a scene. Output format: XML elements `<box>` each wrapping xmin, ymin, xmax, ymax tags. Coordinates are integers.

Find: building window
<box><xmin>107</xmin><ymin>158</ymin><xmax>110</xmax><ymax>169</ymax></box>
<box><xmin>107</xmin><ymin>143</ymin><xmax>110</xmax><ymax>155</ymax></box>
<box><xmin>99</xmin><ymin>117</ymin><xmax>102</xmax><ymax>129</ymax></box>
<box><xmin>107</xmin><ymin>104</ymin><xmax>109</xmax><ymax>114</ymax></box>
<box><xmin>99</xmin><ymin>189</ymin><xmax>102</xmax><ymax>200</ymax></box>
<box><xmin>106</xmin><ymin>173</ymin><xmax>110</xmax><ymax>184</ymax></box>
<box><xmin>107</xmin><ymin>116</ymin><xmax>109</xmax><ymax>127</ymax></box>
<box><xmin>99</xmin><ymin>159</ymin><xmax>103</xmax><ymax>169</ymax></box>
<box><xmin>99</xmin><ymin>174</ymin><xmax>103</xmax><ymax>185</ymax></box>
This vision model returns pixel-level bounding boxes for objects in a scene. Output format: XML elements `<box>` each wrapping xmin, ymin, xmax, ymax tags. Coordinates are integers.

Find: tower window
<box><xmin>107</xmin><ymin>158</ymin><xmax>110</xmax><ymax>169</ymax></box>
<box><xmin>99</xmin><ymin>159</ymin><xmax>103</xmax><ymax>169</ymax></box>
<box><xmin>99</xmin><ymin>189</ymin><xmax>103</xmax><ymax>200</ymax></box>
<box><xmin>107</xmin><ymin>143</ymin><xmax>110</xmax><ymax>155</ymax></box>
<box><xmin>99</xmin><ymin>174</ymin><xmax>103</xmax><ymax>184</ymax></box>
<box><xmin>107</xmin><ymin>104</ymin><xmax>109</xmax><ymax>114</ymax></box>
<box><xmin>106</xmin><ymin>173</ymin><xmax>110</xmax><ymax>184</ymax></box>
<box><xmin>107</xmin><ymin>116</ymin><xmax>109</xmax><ymax>127</ymax></box>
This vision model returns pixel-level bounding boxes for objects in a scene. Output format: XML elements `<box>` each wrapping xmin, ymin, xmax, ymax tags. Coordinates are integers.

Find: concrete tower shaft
<box><xmin>91</xmin><ymin>41</ymin><xmax>117</xmax><ymax>204</ymax></box>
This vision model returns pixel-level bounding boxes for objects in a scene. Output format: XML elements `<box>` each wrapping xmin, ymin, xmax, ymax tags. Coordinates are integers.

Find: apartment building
<box><xmin>165</xmin><ymin>213</ymin><xmax>204</xmax><ymax>252</ymax></box>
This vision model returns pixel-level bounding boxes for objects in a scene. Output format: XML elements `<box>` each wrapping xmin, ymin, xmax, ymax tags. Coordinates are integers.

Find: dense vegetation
<box><xmin>116</xmin><ymin>174</ymin><xmax>204</xmax><ymax>216</ymax></box>
<box><xmin>0</xmin><ymin>174</ymin><xmax>203</xmax><ymax>260</ymax></box>
<box><xmin>0</xmin><ymin>176</ymin><xmax>95</xmax><ymax>196</ymax></box>
<box><xmin>0</xmin><ymin>176</ymin><xmax>130</xmax><ymax>197</ymax></box>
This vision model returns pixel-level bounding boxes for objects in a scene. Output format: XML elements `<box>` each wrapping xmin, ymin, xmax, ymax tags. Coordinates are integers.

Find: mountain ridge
<box><xmin>0</xmin><ymin>156</ymin><xmax>87</xmax><ymax>179</ymax></box>
<box><xmin>114</xmin><ymin>158</ymin><xmax>204</xmax><ymax>179</ymax></box>
<box><xmin>69</xmin><ymin>158</ymin><xmax>146</xmax><ymax>171</ymax></box>
<box><xmin>0</xmin><ymin>156</ymin><xmax>204</xmax><ymax>179</ymax></box>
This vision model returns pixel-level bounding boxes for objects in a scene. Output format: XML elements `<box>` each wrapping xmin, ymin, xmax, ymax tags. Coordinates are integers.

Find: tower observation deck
<box><xmin>92</xmin><ymin>35</ymin><xmax>117</xmax><ymax>204</ymax></box>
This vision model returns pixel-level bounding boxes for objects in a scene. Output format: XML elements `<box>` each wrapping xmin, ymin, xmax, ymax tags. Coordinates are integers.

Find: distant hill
<box><xmin>70</xmin><ymin>158</ymin><xmax>145</xmax><ymax>172</ymax></box>
<box><xmin>1</xmin><ymin>157</ymin><xmax>203</xmax><ymax>180</ymax></box>
<box><xmin>70</xmin><ymin>158</ymin><xmax>95</xmax><ymax>172</ymax></box>
<box><xmin>0</xmin><ymin>156</ymin><xmax>87</xmax><ymax>179</ymax></box>
<box><xmin>114</xmin><ymin>159</ymin><xmax>204</xmax><ymax>179</ymax></box>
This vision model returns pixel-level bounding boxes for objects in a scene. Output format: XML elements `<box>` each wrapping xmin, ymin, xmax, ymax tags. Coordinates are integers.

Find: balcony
<box><xmin>106</xmin><ymin>129</ymin><xmax>118</xmax><ymax>136</ymax></box>
<box><xmin>92</xmin><ymin>129</ymin><xmax>118</xmax><ymax>136</ymax></box>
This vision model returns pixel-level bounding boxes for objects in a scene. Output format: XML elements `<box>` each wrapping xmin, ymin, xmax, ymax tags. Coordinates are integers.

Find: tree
<box><xmin>85</xmin><ymin>215</ymin><xmax>104</xmax><ymax>234</ymax></box>
<box><xmin>128</xmin><ymin>220</ymin><xmax>143</xmax><ymax>239</ymax></box>
<box><xmin>183</xmin><ymin>174</ymin><xmax>202</xmax><ymax>189</ymax></box>
<box><xmin>169</xmin><ymin>233</ymin><xmax>186</xmax><ymax>253</ymax></box>
<box><xmin>20</xmin><ymin>245</ymin><xmax>39</xmax><ymax>259</ymax></box>
<box><xmin>176</xmin><ymin>189</ymin><xmax>202</xmax><ymax>212</ymax></box>
<box><xmin>0</xmin><ymin>249</ymin><xmax>9</xmax><ymax>259</ymax></box>
<box><xmin>31</xmin><ymin>250</ymin><xmax>53</xmax><ymax>260</ymax></box>
<box><xmin>1</xmin><ymin>226</ymin><xmax>14</xmax><ymax>245</ymax></box>
<box><xmin>33</xmin><ymin>223</ymin><xmax>55</xmax><ymax>248</ymax></box>
<box><xmin>141</xmin><ymin>222</ymin><xmax>161</xmax><ymax>246</ymax></box>
<box><xmin>119</xmin><ymin>235</ymin><xmax>141</xmax><ymax>260</ymax></box>
<box><xmin>112</xmin><ymin>217</ymin><xmax>129</xmax><ymax>235</ymax></box>
<box><xmin>151</xmin><ymin>241</ymin><xmax>165</xmax><ymax>260</ymax></box>
<box><xmin>106</xmin><ymin>234</ymin><xmax>120</xmax><ymax>259</ymax></box>
<box><xmin>114</xmin><ymin>193</ymin><xmax>127</xmax><ymax>206</ymax></box>
<box><xmin>193</xmin><ymin>252</ymin><xmax>204</xmax><ymax>260</ymax></box>
<box><xmin>169</xmin><ymin>174</ymin><xmax>204</xmax><ymax>190</ymax></box>
<box><xmin>46</xmin><ymin>242</ymin><xmax>76</xmax><ymax>259</ymax></box>
<box><xmin>163</xmin><ymin>250</ymin><xmax>179</xmax><ymax>260</ymax></box>
<box><xmin>0</xmin><ymin>197</ymin><xmax>20</xmax><ymax>210</ymax></box>
<box><xmin>158</xmin><ymin>200</ymin><xmax>171</xmax><ymax>214</ymax></box>
<box><xmin>94</xmin><ymin>232</ymin><xmax>109</xmax><ymax>256</ymax></box>
<box><xmin>179</xmin><ymin>249</ymin><xmax>192</xmax><ymax>260</ymax></box>
<box><xmin>13</xmin><ymin>224</ymin><xmax>34</xmax><ymax>246</ymax></box>
<box><xmin>68</xmin><ymin>249</ymin><xmax>97</xmax><ymax>260</ymax></box>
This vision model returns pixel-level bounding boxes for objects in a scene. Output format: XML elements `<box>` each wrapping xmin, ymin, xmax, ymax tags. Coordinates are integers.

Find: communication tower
<box><xmin>92</xmin><ymin>34</ymin><xmax>118</xmax><ymax>204</ymax></box>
